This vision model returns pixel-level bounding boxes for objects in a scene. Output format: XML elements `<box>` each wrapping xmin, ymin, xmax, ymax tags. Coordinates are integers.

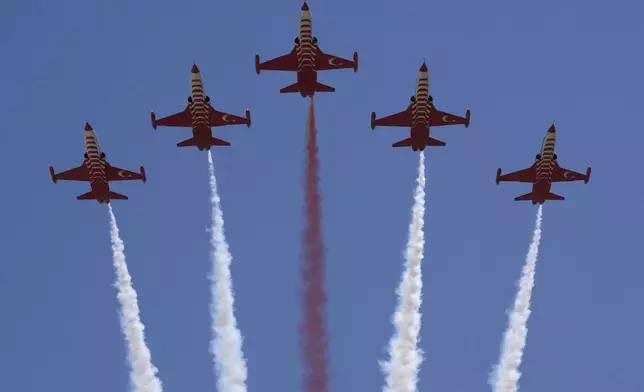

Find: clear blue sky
<box><xmin>1</xmin><ymin>0</ymin><xmax>642</xmax><ymax>391</ymax></box>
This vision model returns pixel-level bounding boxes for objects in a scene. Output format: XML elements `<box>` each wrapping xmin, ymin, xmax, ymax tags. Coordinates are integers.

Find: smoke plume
<box><xmin>207</xmin><ymin>151</ymin><xmax>248</xmax><ymax>392</ymax></box>
<box><xmin>490</xmin><ymin>205</ymin><xmax>544</xmax><ymax>392</ymax></box>
<box><xmin>108</xmin><ymin>205</ymin><xmax>163</xmax><ymax>392</ymax></box>
<box><xmin>300</xmin><ymin>97</ymin><xmax>330</xmax><ymax>392</ymax></box>
<box><xmin>380</xmin><ymin>152</ymin><xmax>427</xmax><ymax>392</ymax></box>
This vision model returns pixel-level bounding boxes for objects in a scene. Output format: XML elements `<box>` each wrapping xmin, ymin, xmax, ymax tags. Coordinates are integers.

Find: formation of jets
<box><xmin>48</xmin><ymin>1</ymin><xmax>591</xmax><ymax>205</ymax></box>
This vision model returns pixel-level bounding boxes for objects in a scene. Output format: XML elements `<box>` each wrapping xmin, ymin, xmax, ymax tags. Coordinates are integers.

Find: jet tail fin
<box><xmin>176</xmin><ymin>136</ymin><xmax>231</xmax><ymax>148</ymax></box>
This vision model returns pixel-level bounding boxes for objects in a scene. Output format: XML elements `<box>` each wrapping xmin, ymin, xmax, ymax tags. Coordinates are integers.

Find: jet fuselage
<box><xmin>531</xmin><ymin>125</ymin><xmax>558</xmax><ymax>204</ymax></box>
<box><xmin>83</xmin><ymin>125</ymin><xmax>111</xmax><ymax>203</ymax></box>
<box><xmin>188</xmin><ymin>65</ymin><xmax>214</xmax><ymax>150</ymax></box>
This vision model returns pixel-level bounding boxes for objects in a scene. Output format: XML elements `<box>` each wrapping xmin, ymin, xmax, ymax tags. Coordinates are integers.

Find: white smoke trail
<box><xmin>490</xmin><ymin>205</ymin><xmax>544</xmax><ymax>392</ymax></box>
<box><xmin>380</xmin><ymin>152</ymin><xmax>427</xmax><ymax>392</ymax></box>
<box><xmin>207</xmin><ymin>151</ymin><xmax>248</xmax><ymax>392</ymax></box>
<box><xmin>108</xmin><ymin>205</ymin><xmax>163</xmax><ymax>392</ymax></box>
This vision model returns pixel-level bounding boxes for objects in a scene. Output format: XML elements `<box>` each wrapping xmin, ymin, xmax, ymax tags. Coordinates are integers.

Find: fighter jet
<box><xmin>151</xmin><ymin>64</ymin><xmax>251</xmax><ymax>151</ymax></box>
<box><xmin>370</xmin><ymin>62</ymin><xmax>471</xmax><ymax>151</ymax></box>
<box><xmin>496</xmin><ymin>124</ymin><xmax>591</xmax><ymax>204</ymax></box>
<box><xmin>49</xmin><ymin>123</ymin><xmax>146</xmax><ymax>203</ymax></box>
<box><xmin>255</xmin><ymin>1</ymin><xmax>358</xmax><ymax>97</ymax></box>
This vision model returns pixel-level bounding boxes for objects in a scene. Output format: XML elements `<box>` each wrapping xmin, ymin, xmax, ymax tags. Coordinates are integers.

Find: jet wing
<box><xmin>371</xmin><ymin>105</ymin><xmax>413</xmax><ymax>129</ymax></box>
<box><xmin>496</xmin><ymin>163</ymin><xmax>537</xmax><ymax>183</ymax></box>
<box><xmin>256</xmin><ymin>48</ymin><xmax>298</xmax><ymax>72</ymax></box>
<box><xmin>105</xmin><ymin>164</ymin><xmax>145</xmax><ymax>182</ymax></box>
<box><xmin>551</xmin><ymin>162</ymin><xmax>590</xmax><ymax>183</ymax></box>
<box><xmin>51</xmin><ymin>162</ymin><xmax>90</xmax><ymax>182</ymax></box>
<box><xmin>208</xmin><ymin>105</ymin><xmax>250</xmax><ymax>127</ymax></box>
<box><xmin>429</xmin><ymin>105</ymin><xmax>470</xmax><ymax>127</ymax></box>
<box><xmin>154</xmin><ymin>106</ymin><xmax>192</xmax><ymax>127</ymax></box>
<box><xmin>315</xmin><ymin>47</ymin><xmax>357</xmax><ymax>71</ymax></box>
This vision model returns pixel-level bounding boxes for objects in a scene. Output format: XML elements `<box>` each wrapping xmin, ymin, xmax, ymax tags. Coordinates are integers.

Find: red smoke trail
<box><xmin>300</xmin><ymin>97</ymin><xmax>329</xmax><ymax>392</ymax></box>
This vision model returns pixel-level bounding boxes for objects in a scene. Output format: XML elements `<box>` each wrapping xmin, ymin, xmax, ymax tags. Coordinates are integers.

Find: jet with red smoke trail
<box><xmin>370</xmin><ymin>62</ymin><xmax>471</xmax><ymax>151</ymax></box>
<box><xmin>150</xmin><ymin>64</ymin><xmax>251</xmax><ymax>151</ymax></box>
<box><xmin>496</xmin><ymin>124</ymin><xmax>591</xmax><ymax>204</ymax></box>
<box><xmin>254</xmin><ymin>2</ymin><xmax>358</xmax><ymax>97</ymax></box>
<box><xmin>49</xmin><ymin>122</ymin><xmax>146</xmax><ymax>203</ymax></box>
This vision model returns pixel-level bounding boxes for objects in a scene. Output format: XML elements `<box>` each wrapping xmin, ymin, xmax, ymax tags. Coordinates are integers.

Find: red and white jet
<box><xmin>255</xmin><ymin>2</ymin><xmax>358</xmax><ymax>97</ymax></box>
<box><xmin>150</xmin><ymin>64</ymin><xmax>251</xmax><ymax>151</ymax></box>
<box><xmin>49</xmin><ymin>123</ymin><xmax>146</xmax><ymax>203</ymax></box>
<box><xmin>496</xmin><ymin>124</ymin><xmax>591</xmax><ymax>204</ymax></box>
<box><xmin>370</xmin><ymin>62</ymin><xmax>471</xmax><ymax>151</ymax></box>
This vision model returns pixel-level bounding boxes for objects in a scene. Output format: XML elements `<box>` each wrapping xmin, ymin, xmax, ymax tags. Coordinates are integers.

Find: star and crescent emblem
<box><xmin>118</xmin><ymin>170</ymin><xmax>133</xmax><ymax>178</ymax></box>
<box><xmin>328</xmin><ymin>57</ymin><xmax>342</xmax><ymax>66</ymax></box>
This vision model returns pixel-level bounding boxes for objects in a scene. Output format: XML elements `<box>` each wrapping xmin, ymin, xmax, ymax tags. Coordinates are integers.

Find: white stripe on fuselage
<box><xmin>536</xmin><ymin>132</ymin><xmax>556</xmax><ymax>183</ymax></box>
<box><xmin>190</xmin><ymin>72</ymin><xmax>209</xmax><ymax>128</ymax></box>
<box><xmin>297</xmin><ymin>10</ymin><xmax>315</xmax><ymax>71</ymax></box>
<box><xmin>84</xmin><ymin>130</ymin><xmax>106</xmax><ymax>183</ymax></box>
<box><xmin>412</xmin><ymin>70</ymin><xmax>431</xmax><ymax>128</ymax></box>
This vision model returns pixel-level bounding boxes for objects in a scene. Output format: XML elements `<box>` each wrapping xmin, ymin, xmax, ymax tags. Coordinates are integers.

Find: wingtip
<box><xmin>246</xmin><ymin>109</ymin><xmax>252</xmax><ymax>128</ymax></box>
<box><xmin>255</xmin><ymin>54</ymin><xmax>261</xmax><ymax>75</ymax></box>
<box><xmin>150</xmin><ymin>111</ymin><xmax>157</xmax><ymax>130</ymax></box>
<box><xmin>139</xmin><ymin>165</ymin><xmax>146</xmax><ymax>183</ymax></box>
<box><xmin>465</xmin><ymin>109</ymin><xmax>471</xmax><ymax>128</ymax></box>
<box><xmin>370</xmin><ymin>111</ymin><xmax>376</xmax><ymax>130</ymax></box>
<box><xmin>49</xmin><ymin>166</ymin><xmax>57</xmax><ymax>184</ymax></box>
<box><xmin>496</xmin><ymin>168</ymin><xmax>501</xmax><ymax>185</ymax></box>
<box><xmin>353</xmin><ymin>52</ymin><xmax>359</xmax><ymax>72</ymax></box>
<box><xmin>585</xmin><ymin>167</ymin><xmax>591</xmax><ymax>184</ymax></box>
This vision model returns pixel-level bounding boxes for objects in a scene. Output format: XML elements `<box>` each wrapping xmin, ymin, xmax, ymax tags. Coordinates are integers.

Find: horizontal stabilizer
<box><xmin>279</xmin><ymin>82</ymin><xmax>301</xmax><ymax>94</ymax></box>
<box><xmin>514</xmin><ymin>192</ymin><xmax>534</xmax><ymax>201</ymax></box>
<box><xmin>427</xmin><ymin>137</ymin><xmax>446</xmax><ymax>146</ymax></box>
<box><xmin>108</xmin><ymin>191</ymin><xmax>128</xmax><ymax>200</ymax></box>
<box><xmin>392</xmin><ymin>137</ymin><xmax>446</xmax><ymax>148</ymax></box>
<box><xmin>392</xmin><ymin>137</ymin><xmax>413</xmax><ymax>147</ymax></box>
<box><xmin>77</xmin><ymin>191</ymin><xmax>128</xmax><ymax>201</ymax></box>
<box><xmin>279</xmin><ymin>81</ymin><xmax>336</xmax><ymax>94</ymax></box>
<box><xmin>176</xmin><ymin>137</ymin><xmax>231</xmax><ymax>148</ymax></box>
<box><xmin>544</xmin><ymin>191</ymin><xmax>565</xmax><ymax>201</ymax></box>
<box><xmin>314</xmin><ymin>81</ymin><xmax>335</xmax><ymax>92</ymax></box>
<box><xmin>76</xmin><ymin>191</ymin><xmax>96</xmax><ymax>200</ymax></box>
<box><xmin>514</xmin><ymin>191</ymin><xmax>565</xmax><ymax>202</ymax></box>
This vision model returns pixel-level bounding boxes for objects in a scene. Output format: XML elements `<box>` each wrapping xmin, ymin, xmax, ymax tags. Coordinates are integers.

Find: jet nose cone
<box><xmin>84</xmin><ymin>122</ymin><xmax>93</xmax><ymax>131</ymax></box>
<box><xmin>548</xmin><ymin>124</ymin><xmax>556</xmax><ymax>133</ymax></box>
<box><xmin>301</xmin><ymin>1</ymin><xmax>309</xmax><ymax>10</ymax></box>
<box><xmin>419</xmin><ymin>62</ymin><xmax>428</xmax><ymax>72</ymax></box>
<box><xmin>191</xmin><ymin>64</ymin><xmax>200</xmax><ymax>73</ymax></box>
